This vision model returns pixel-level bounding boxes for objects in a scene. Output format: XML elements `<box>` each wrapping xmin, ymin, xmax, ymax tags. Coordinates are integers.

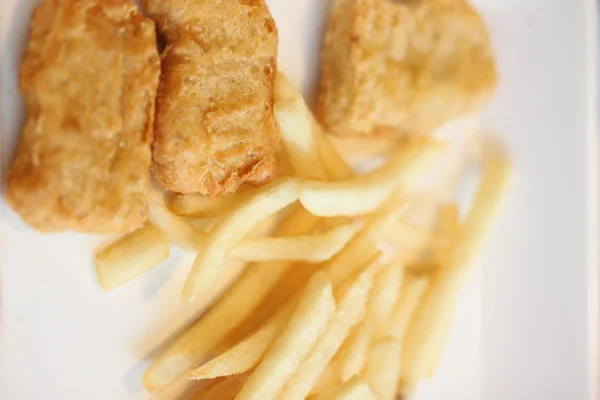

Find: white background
<box><xmin>0</xmin><ymin>0</ymin><xmax>597</xmax><ymax>399</ymax></box>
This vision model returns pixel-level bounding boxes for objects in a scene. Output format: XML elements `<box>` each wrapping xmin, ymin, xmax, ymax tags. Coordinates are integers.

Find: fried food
<box><xmin>317</xmin><ymin>0</ymin><xmax>498</xmax><ymax>137</ymax></box>
<box><xmin>143</xmin><ymin>0</ymin><xmax>281</xmax><ymax>197</ymax></box>
<box><xmin>6</xmin><ymin>0</ymin><xmax>160</xmax><ymax>234</ymax></box>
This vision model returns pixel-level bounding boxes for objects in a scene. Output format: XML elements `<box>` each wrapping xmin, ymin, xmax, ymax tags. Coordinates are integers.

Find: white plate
<box><xmin>0</xmin><ymin>1</ymin><xmax>598</xmax><ymax>399</ymax></box>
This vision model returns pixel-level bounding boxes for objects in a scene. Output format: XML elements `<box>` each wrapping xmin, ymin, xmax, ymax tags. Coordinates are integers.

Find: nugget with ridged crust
<box><xmin>143</xmin><ymin>0</ymin><xmax>281</xmax><ymax>197</ymax></box>
<box><xmin>6</xmin><ymin>0</ymin><xmax>160</xmax><ymax>234</ymax></box>
<box><xmin>317</xmin><ymin>0</ymin><xmax>497</xmax><ymax>137</ymax></box>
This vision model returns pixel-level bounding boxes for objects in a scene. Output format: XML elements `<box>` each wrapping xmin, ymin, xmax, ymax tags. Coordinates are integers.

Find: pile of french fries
<box><xmin>94</xmin><ymin>74</ymin><xmax>510</xmax><ymax>400</ymax></box>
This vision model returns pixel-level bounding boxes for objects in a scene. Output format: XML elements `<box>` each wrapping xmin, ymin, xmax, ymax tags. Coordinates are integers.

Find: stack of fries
<box><xmin>94</xmin><ymin>74</ymin><xmax>510</xmax><ymax>400</ymax></box>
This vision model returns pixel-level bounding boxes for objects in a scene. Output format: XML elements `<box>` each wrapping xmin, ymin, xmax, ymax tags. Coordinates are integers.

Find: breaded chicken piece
<box><xmin>143</xmin><ymin>0</ymin><xmax>281</xmax><ymax>197</ymax></box>
<box><xmin>6</xmin><ymin>0</ymin><xmax>160</xmax><ymax>234</ymax></box>
<box><xmin>317</xmin><ymin>0</ymin><xmax>498</xmax><ymax>137</ymax></box>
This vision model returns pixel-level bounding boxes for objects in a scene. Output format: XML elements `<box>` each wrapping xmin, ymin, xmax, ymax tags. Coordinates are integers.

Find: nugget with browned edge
<box><xmin>317</xmin><ymin>0</ymin><xmax>497</xmax><ymax>137</ymax></box>
<box><xmin>143</xmin><ymin>0</ymin><xmax>281</xmax><ymax>197</ymax></box>
<box><xmin>6</xmin><ymin>0</ymin><xmax>160</xmax><ymax>234</ymax></box>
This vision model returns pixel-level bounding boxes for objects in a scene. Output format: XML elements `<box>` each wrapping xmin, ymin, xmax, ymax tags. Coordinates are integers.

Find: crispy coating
<box><xmin>6</xmin><ymin>0</ymin><xmax>160</xmax><ymax>234</ymax></box>
<box><xmin>143</xmin><ymin>0</ymin><xmax>281</xmax><ymax>197</ymax></box>
<box><xmin>317</xmin><ymin>0</ymin><xmax>498</xmax><ymax>137</ymax></box>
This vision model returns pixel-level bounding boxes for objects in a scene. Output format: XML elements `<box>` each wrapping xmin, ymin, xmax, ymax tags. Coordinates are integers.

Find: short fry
<box><xmin>182</xmin><ymin>178</ymin><xmax>299</xmax><ymax>301</ymax></box>
<box><xmin>362</xmin><ymin>338</ymin><xmax>402</xmax><ymax>400</ymax></box>
<box><xmin>94</xmin><ymin>223</ymin><xmax>169</xmax><ymax>291</ymax></box>
<box><xmin>277</xmin><ymin>265</ymin><xmax>377</xmax><ymax>400</ymax></box>
<box><xmin>237</xmin><ymin>272</ymin><xmax>335</xmax><ymax>400</ymax></box>
<box><xmin>308</xmin><ymin>377</ymin><xmax>377</xmax><ymax>400</ymax></box>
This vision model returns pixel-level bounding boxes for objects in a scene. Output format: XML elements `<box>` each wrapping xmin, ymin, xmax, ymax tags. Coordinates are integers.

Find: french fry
<box><xmin>275</xmin><ymin>95</ymin><xmax>327</xmax><ymax>180</ymax></box>
<box><xmin>387</xmin><ymin>273</ymin><xmax>429</xmax><ymax>340</ymax></box>
<box><xmin>336</xmin><ymin>321</ymin><xmax>371</xmax><ymax>382</ymax></box>
<box><xmin>362</xmin><ymin>338</ymin><xmax>402</xmax><ymax>400</ymax></box>
<box><xmin>182</xmin><ymin>178</ymin><xmax>299</xmax><ymax>301</ymax></box>
<box><xmin>143</xmin><ymin>206</ymin><xmax>318</xmax><ymax>393</ymax></box>
<box><xmin>231</xmin><ymin>223</ymin><xmax>358</xmax><ymax>262</ymax></box>
<box><xmin>237</xmin><ymin>272</ymin><xmax>336</xmax><ymax>400</ymax></box>
<box><xmin>277</xmin><ymin>264</ymin><xmax>377</xmax><ymax>400</ymax></box>
<box><xmin>148</xmin><ymin>197</ymin><xmax>205</xmax><ymax>251</ymax></box>
<box><xmin>308</xmin><ymin>377</ymin><xmax>377</xmax><ymax>400</ymax></box>
<box><xmin>274</xmin><ymin>72</ymin><xmax>299</xmax><ymax>103</ymax></box>
<box><xmin>311</xmin><ymin>361</ymin><xmax>341</xmax><ymax>394</ymax></box>
<box><xmin>317</xmin><ymin>133</ymin><xmax>355</xmax><ymax>180</ymax></box>
<box><xmin>191</xmin><ymin>371</ymin><xmax>251</xmax><ymax>400</ymax></box>
<box><xmin>367</xmin><ymin>263</ymin><xmax>404</xmax><ymax>338</ymax></box>
<box><xmin>94</xmin><ymin>223</ymin><xmax>169</xmax><ymax>291</ymax></box>
<box><xmin>186</xmin><ymin>296</ymin><xmax>299</xmax><ymax>380</ymax></box>
<box><xmin>298</xmin><ymin>141</ymin><xmax>440</xmax><ymax>217</ymax></box>
<box><xmin>169</xmin><ymin>191</ymin><xmax>243</xmax><ymax>218</ymax></box>
<box><xmin>400</xmin><ymin>141</ymin><xmax>510</xmax><ymax>392</ymax></box>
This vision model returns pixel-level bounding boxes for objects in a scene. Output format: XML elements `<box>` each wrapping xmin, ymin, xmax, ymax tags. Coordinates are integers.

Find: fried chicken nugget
<box><xmin>317</xmin><ymin>0</ymin><xmax>498</xmax><ymax>137</ymax></box>
<box><xmin>143</xmin><ymin>0</ymin><xmax>281</xmax><ymax>197</ymax></box>
<box><xmin>6</xmin><ymin>0</ymin><xmax>160</xmax><ymax>234</ymax></box>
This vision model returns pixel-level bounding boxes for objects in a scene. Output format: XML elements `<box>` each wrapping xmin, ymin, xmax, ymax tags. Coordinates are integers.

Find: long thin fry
<box><xmin>387</xmin><ymin>273</ymin><xmax>429</xmax><ymax>340</ymax></box>
<box><xmin>336</xmin><ymin>321</ymin><xmax>371</xmax><ymax>382</ymax></box>
<box><xmin>308</xmin><ymin>377</ymin><xmax>377</xmax><ymax>400</ymax></box>
<box><xmin>277</xmin><ymin>265</ymin><xmax>377</xmax><ymax>400</ymax></box>
<box><xmin>298</xmin><ymin>141</ymin><xmax>440</xmax><ymax>217</ymax></box>
<box><xmin>169</xmin><ymin>191</ymin><xmax>243</xmax><ymax>218</ymax></box>
<box><xmin>191</xmin><ymin>372</ymin><xmax>251</xmax><ymax>400</ymax></box>
<box><xmin>182</xmin><ymin>178</ymin><xmax>299</xmax><ymax>301</ymax></box>
<box><xmin>400</xmin><ymin>141</ymin><xmax>510</xmax><ymax>392</ymax></box>
<box><xmin>362</xmin><ymin>338</ymin><xmax>402</xmax><ymax>400</ymax></box>
<box><xmin>95</xmin><ymin>223</ymin><xmax>169</xmax><ymax>291</ymax></box>
<box><xmin>316</xmin><ymin>133</ymin><xmax>354</xmax><ymax>180</ymax></box>
<box><xmin>275</xmin><ymin>95</ymin><xmax>327</xmax><ymax>180</ymax></box>
<box><xmin>186</xmin><ymin>296</ymin><xmax>299</xmax><ymax>380</ymax></box>
<box><xmin>231</xmin><ymin>223</ymin><xmax>358</xmax><ymax>262</ymax></box>
<box><xmin>367</xmin><ymin>263</ymin><xmax>404</xmax><ymax>338</ymax></box>
<box><xmin>143</xmin><ymin>206</ymin><xmax>319</xmax><ymax>393</ymax></box>
<box><xmin>148</xmin><ymin>197</ymin><xmax>205</xmax><ymax>251</ymax></box>
<box><xmin>237</xmin><ymin>272</ymin><xmax>335</xmax><ymax>400</ymax></box>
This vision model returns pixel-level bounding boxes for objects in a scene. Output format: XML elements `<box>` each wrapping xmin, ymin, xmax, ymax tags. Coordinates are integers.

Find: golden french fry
<box><xmin>432</xmin><ymin>203</ymin><xmax>460</xmax><ymax>262</ymax></box>
<box><xmin>336</xmin><ymin>320</ymin><xmax>371</xmax><ymax>382</ymax></box>
<box><xmin>322</xmin><ymin>203</ymin><xmax>408</xmax><ymax>287</ymax></box>
<box><xmin>169</xmin><ymin>191</ymin><xmax>243</xmax><ymax>218</ymax></box>
<box><xmin>316</xmin><ymin>133</ymin><xmax>354</xmax><ymax>180</ymax></box>
<box><xmin>231</xmin><ymin>223</ymin><xmax>358</xmax><ymax>262</ymax></box>
<box><xmin>274</xmin><ymin>72</ymin><xmax>299</xmax><ymax>103</ymax></box>
<box><xmin>298</xmin><ymin>142</ymin><xmax>440</xmax><ymax>217</ymax></box>
<box><xmin>311</xmin><ymin>361</ymin><xmax>341</xmax><ymax>394</ymax></box>
<box><xmin>144</xmin><ymin>205</ymin><xmax>319</xmax><ymax>393</ymax></box>
<box><xmin>362</xmin><ymin>338</ymin><xmax>402</xmax><ymax>400</ymax></box>
<box><xmin>387</xmin><ymin>273</ymin><xmax>429</xmax><ymax>340</ymax></box>
<box><xmin>94</xmin><ymin>223</ymin><xmax>169</xmax><ymax>291</ymax></box>
<box><xmin>277</xmin><ymin>264</ymin><xmax>377</xmax><ymax>400</ymax></box>
<box><xmin>186</xmin><ymin>296</ymin><xmax>299</xmax><ymax>380</ymax></box>
<box><xmin>423</xmin><ymin>309</ymin><xmax>453</xmax><ymax>378</ymax></box>
<box><xmin>182</xmin><ymin>178</ymin><xmax>299</xmax><ymax>301</ymax></box>
<box><xmin>275</xmin><ymin>95</ymin><xmax>327</xmax><ymax>180</ymax></box>
<box><xmin>367</xmin><ymin>264</ymin><xmax>404</xmax><ymax>338</ymax></box>
<box><xmin>237</xmin><ymin>272</ymin><xmax>336</xmax><ymax>400</ymax></box>
<box><xmin>148</xmin><ymin>197</ymin><xmax>205</xmax><ymax>251</ymax></box>
<box><xmin>400</xmin><ymin>140</ymin><xmax>510</xmax><ymax>391</ymax></box>
<box><xmin>190</xmin><ymin>371</ymin><xmax>251</xmax><ymax>400</ymax></box>
<box><xmin>308</xmin><ymin>377</ymin><xmax>377</xmax><ymax>400</ymax></box>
